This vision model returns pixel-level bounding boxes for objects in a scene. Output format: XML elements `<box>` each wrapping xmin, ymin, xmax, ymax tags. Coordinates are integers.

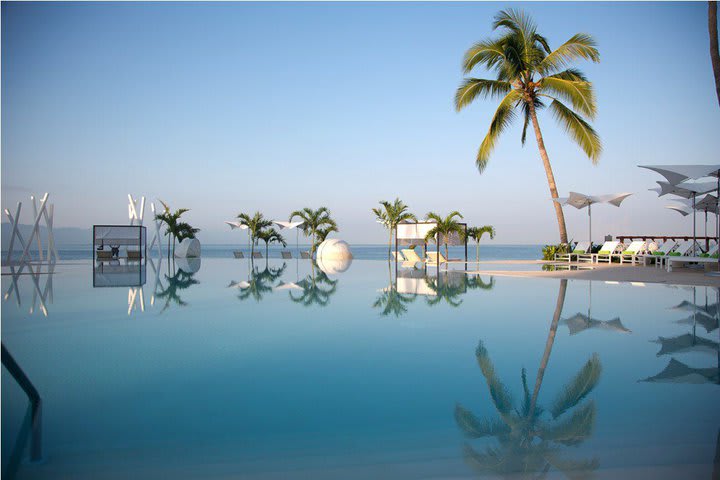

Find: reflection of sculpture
<box><xmin>316</xmin><ymin>254</ymin><xmax>353</xmax><ymax>275</ymax></box>
<box><xmin>455</xmin><ymin>279</ymin><xmax>602</xmax><ymax>478</ymax></box>
<box><xmin>155</xmin><ymin>265</ymin><xmax>200</xmax><ymax>313</ymax></box>
<box><xmin>289</xmin><ymin>265</ymin><xmax>337</xmax><ymax>307</ymax></box>
<box><xmin>3</xmin><ymin>263</ymin><xmax>55</xmax><ymax>317</ymax></box>
<box><xmin>233</xmin><ymin>263</ymin><xmax>287</xmax><ymax>303</ymax></box>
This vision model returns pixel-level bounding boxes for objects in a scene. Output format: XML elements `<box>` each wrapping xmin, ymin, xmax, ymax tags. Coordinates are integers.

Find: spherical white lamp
<box><xmin>316</xmin><ymin>239</ymin><xmax>353</xmax><ymax>274</ymax></box>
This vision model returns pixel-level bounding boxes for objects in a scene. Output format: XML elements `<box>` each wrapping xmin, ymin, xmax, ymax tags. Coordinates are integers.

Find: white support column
<box><xmin>18</xmin><ymin>193</ymin><xmax>49</xmax><ymax>264</ymax></box>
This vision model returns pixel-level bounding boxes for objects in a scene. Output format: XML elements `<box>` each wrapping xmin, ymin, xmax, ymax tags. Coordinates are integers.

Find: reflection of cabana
<box><xmin>93</xmin><ymin>262</ymin><xmax>146</xmax><ymax>288</ymax></box>
<box><xmin>93</xmin><ymin>225</ymin><xmax>146</xmax><ymax>260</ymax></box>
<box><xmin>394</xmin><ymin>221</ymin><xmax>467</xmax><ymax>262</ymax></box>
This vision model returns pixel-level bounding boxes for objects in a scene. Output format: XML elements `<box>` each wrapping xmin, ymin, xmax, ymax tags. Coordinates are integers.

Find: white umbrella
<box><xmin>641</xmin><ymin>164</ymin><xmax>720</xmax><ymax>265</ymax></box>
<box><xmin>650</xmin><ymin>181</ymin><xmax>717</xmax><ymax>256</ymax></box>
<box><xmin>226</xmin><ymin>221</ymin><xmax>250</xmax><ymax>253</ymax></box>
<box><xmin>272</xmin><ymin>220</ymin><xmax>305</xmax><ymax>256</ymax></box>
<box><xmin>553</xmin><ymin>192</ymin><xmax>632</xmax><ymax>245</ymax></box>
<box><xmin>665</xmin><ymin>205</ymin><xmax>692</xmax><ymax>216</ymax></box>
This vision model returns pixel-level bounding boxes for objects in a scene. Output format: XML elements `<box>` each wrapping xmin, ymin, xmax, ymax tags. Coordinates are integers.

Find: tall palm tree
<box><xmin>425</xmin><ymin>211</ymin><xmax>465</xmax><ymax>260</ymax></box>
<box><xmin>256</xmin><ymin>228</ymin><xmax>287</xmax><ymax>258</ymax></box>
<box><xmin>237</xmin><ymin>211</ymin><xmax>272</xmax><ymax>258</ymax></box>
<box><xmin>316</xmin><ymin>223</ymin><xmax>338</xmax><ymax>244</ymax></box>
<box><xmin>289</xmin><ymin>207</ymin><xmax>337</xmax><ymax>258</ymax></box>
<box><xmin>372</xmin><ymin>198</ymin><xmax>418</xmax><ymax>258</ymax></box>
<box><xmin>455</xmin><ymin>9</ymin><xmax>601</xmax><ymax>244</ymax></box>
<box><xmin>466</xmin><ymin>225</ymin><xmax>496</xmax><ymax>262</ymax></box>
<box><xmin>710</xmin><ymin>1</ymin><xmax>720</xmax><ymax>107</ymax></box>
<box><xmin>155</xmin><ymin>200</ymin><xmax>194</xmax><ymax>258</ymax></box>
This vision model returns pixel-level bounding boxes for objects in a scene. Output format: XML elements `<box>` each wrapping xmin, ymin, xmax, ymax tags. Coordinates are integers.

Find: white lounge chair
<box><xmin>555</xmin><ymin>241</ymin><xmax>591</xmax><ymax>263</ymax></box>
<box><xmin>661</xmin><ymin>240</ymin><xmax>700</xmax><ymax>271</ymax></box>
<box><xmin>391</xmin><ymin>251</ymin><xmax>406</xmax><ymax>262</ymax></box>
<box><xmin>641</xmin><ymin>241</ymin><xmax>676</xmax><ymax>266</ymax></box>
<box><xmin>619</xmin><ymin>241</ymin><xmax>647</xmax><ymax>265</ymax></box>
<box><xmin>401</xmin><ymin>248</ymin><xmax>424</xmax><ymax>268</ymax></box>
<box><xmin>426</xmin><ymin>251</ymin><xmax>447</xmax><ymax>266</ymax></box>
<box><xmin>666</xmin><ymin>241</ymin><xmax>716</xmax><ymax>271</ymax></box>
<box><xmin>577</xmin><ymin>241</ymin><xmax>620</xmax><ymax>264</ymax></box>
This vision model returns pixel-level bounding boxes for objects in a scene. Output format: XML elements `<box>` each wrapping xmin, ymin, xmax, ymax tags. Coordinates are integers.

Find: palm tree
<box><xmin>455</xmin><ymin>9</ymin><xmax>601</xmax><ymax>244</ymax></box>
<box><xmin>466</xmin><ymin>226</ymin><xmax>496</xmax><ymax>262</ymax></box>
<box><xmin>710</xmin><ymin>1</ymin><xmax>720</xmax><ymax>107</ymax></box>
<box><xmin>256</xmin><ymin>228</ymin><xmax>287</xmax><ymax>258</ymax></box>
<box><xmin>425</xmin><ymin>211</ymin><xmax>465</xmax><ymax>260</ymax></box>
<box><xmin>155</xmin><ymin>200</ymin><xmax>194</xmax><ymax>258</ymax></box>
<box><xmin>237</xmin><ymin>211</ymin><xmax>272</xmax><ymax>258</ymax></box>
<box><xmin>316</xmin><ymin>223</ymin><xmax>338</xmax><ymax>244</ymax></box>
<box><xmin>289</xmin><ymin>207</ymin><xmax>337</xmax><ymax>258</ymax></box>
<box><xmin>372</xmin><ymin>198</ymin><xmax>418</xmax><ymax>258</ymax></box>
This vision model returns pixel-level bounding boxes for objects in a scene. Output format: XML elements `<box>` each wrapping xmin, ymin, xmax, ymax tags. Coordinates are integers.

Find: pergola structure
<box><xmin>394</xmin><ymin>221</ymin><xmax>468</xmax><ymax>264</ymax></box>
<box><xmin>93</xmin><ymin>225</ymin><xmax>147</xmax><ymax>260</ymax></box>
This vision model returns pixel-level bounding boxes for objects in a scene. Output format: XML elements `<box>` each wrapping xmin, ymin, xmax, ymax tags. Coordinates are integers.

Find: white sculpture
<box><xmin>4</xmin><ymin>192</ymin><xmax>59</xmax><ymax>265</ymax></box>
<box><xmin>128</xmin><ymin>194</ymin><xmax>145</xmax><ymax>225</ymax></box>
<box><xmin>148</xmin><ymin>202</ymin><xmax>164</xmax><ymax>258</ymax></box>
<box><xmin>174</xmin><ymin>238</ymin><xmax>201</xmax><ymax>258</ymax></box>
<box><xmin>316</xmin><ymin>239</ymin><xmax>353</xmax><ymax>274</ymax></box>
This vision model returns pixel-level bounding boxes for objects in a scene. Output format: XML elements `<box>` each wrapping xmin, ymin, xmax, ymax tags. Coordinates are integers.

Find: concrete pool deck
<box><xmin>463</xmin><ymin>260</ymin><xmax>720</xmax><ymax>287</ymax></box>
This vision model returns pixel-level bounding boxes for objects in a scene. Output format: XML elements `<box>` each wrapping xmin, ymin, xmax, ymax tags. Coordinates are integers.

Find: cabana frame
<box><xmin>394</xmin><ymin>221</ymin><xmax>468</xmax><ymax>265</ymax></box>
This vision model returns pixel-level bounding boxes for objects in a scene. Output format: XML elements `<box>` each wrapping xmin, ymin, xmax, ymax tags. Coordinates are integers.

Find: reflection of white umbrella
<box><xmin>561</xmin><ymin>281</ymin><xmax>631</xmax><ymax>335</ymax></box>
<box><xmin>553</xmin><ymin>192</ymin><xmax>632</xmax><ymax>245</ymax></box>
<box><xmin>272</xmin><ymin>220</ymin><xmax>305</xmax><ymax>255</ymax></box>
<box><xmin>274</xmin><ymin>282</ymin><xmax>303</xmax><ymax>291</ymax></box>
<box><xmin>641</xmin><ymin>358</ymin><xmax>719</xmax><ymax>384</ymax></box>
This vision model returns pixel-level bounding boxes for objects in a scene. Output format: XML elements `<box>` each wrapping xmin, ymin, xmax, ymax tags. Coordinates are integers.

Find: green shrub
<box><xmin>542</xmin><ymin>243</ymin><xmax>569</xmax><ymax>260</ymax></box>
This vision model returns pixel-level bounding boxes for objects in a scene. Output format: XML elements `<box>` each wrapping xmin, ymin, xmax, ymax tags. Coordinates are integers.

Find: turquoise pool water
<box><xmin>2</xmin><ymin>258</ymin><xmax>719</xmax><ymax>479</ymax></box>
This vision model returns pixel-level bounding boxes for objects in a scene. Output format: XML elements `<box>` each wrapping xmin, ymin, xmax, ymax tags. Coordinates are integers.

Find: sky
<box><xmin>2</xmin><ymin>1</ymin><xmax>719</xmax><ymax>245</ymax></box>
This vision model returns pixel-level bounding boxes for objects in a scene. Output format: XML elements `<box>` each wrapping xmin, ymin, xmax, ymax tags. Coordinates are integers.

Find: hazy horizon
<box><xmin>3</xmin><ymin>2</ymin><xmax>719</xmax><ymax>246</ymax></box>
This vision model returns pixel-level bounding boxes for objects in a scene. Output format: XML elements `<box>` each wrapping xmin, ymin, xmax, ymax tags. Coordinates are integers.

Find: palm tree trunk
<box><xmin>476</xmin><ymin>241</ymin><xmax>480</xmax><ymax>262</ymax></box>
<box><xmin>710</xmin><ymin>1</ymin><xmax>720</xmax><ymax>107</ymax></box>
<box><xmin>528</xmin><ymin>103</ymin><xmax>569</xmax><ymax>244</ymax></box>
<box><xmin>389</xmin><ymin>229</ymin><xmax>393</xmax><ymax>259</ymax></box>
<box><xmin>528</xmin><ymin>279</ymin><xmax>568</xmax><ymax>419</ymax></box>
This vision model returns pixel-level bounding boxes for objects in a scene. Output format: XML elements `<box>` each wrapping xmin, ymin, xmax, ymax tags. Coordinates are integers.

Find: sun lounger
<box><xmin>577</xmin><ymin>241</ymin><xmax>620</xmax><ymax>264</ymax></box>
<box><xmin>619</xmin><ymin>241</ymin><xmax>647</xmax><ymax>265</ymax></box>
<box><xmin>666</xmin><ymin>241</ymin><xmax>717</xmax><ymax>271</ymax></box>
<box><xmin>281</xmin><ymin>251</ymin><xmax>293</xmax><ymax>259</ymax></box>
<box><xmin>233</xmin><ymin>251</ymin><xmax>244</xmax><ymax>259</ymax></box>
<box><xmin>426</xmin><ymin>251</ymin><xmax>448</xmax><ymax>266</ymax></box>
<box><xmin>401</xmin><ymin>248</ymin><xmax>423</xmax><ymax>264</ymax></box>
<box><xmin>96</xmin><ymin>250</ymin><xmax>113</xmax><ymax>261</ymax></box>
<box><xmin>641</xmin><ymin>241</ymin><xmax>676</xmax><ymax>266</ymax></box>
<box><xmin>699</xmin><ymin>243</ymin><xmax>719</xmax><ymax>258</ymax></box>
<box><xmin>127</xmin><ymin>250</ymin><xmax>142</xmax><ymax>261</ymax></box>
<box><xmin>252</xmin><ymin>252</ymin><xmax>263</xmax><ymax>259</ymax></box>
<box><xmin>391</xmin><ymin>251</ymin><xmax>406</xmax><ymax>262</ymax></box>
<box><xmin>555</xmin><ymin>241</ymin><xmax>591</xmax><ymax>263</ymax></box>
<box><xmin>662</xmin><ymin>240</ymin><xmax>701</xmax><ymax>271</ymax></box>
<box><xmin>301</xmin><ymin>251</ymin><xmax>311</xmax><ymax>259</ymax></box>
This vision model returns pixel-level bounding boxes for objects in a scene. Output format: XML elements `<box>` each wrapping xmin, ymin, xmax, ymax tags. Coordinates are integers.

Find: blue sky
<box><xmin>2</xmin><ymin>2</ymin><xmax>719</xmax><ymax>245</ymax></box>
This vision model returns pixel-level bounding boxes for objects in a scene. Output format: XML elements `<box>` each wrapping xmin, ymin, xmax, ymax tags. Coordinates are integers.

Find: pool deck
<box><xmin>465</xmin><ymin>260</ymin><xmax>720</xmax><ymax>287</ymax></box>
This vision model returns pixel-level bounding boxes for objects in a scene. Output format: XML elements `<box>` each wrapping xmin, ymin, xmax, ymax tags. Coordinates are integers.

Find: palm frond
<box><xmin>538</xmin><ymin>33</ymin><xmax>600</xmax><ymax>75</ymax></box>
<box><xmin>475</xmin><ymin>341</ymin><xmax>514</xmax><ymax>416</ymax></box>
<box><xmin>455</xmin><ymin>79</ymin><xmax>512</xmax><ymax>111</ymax></box>
<box><xmin>462</xmin><ymin>38</ymin><xmax>507</xmax><ymax>74</ymax></box>
<box><xmin>542</xmin><ymin>400</ymin><xmax>596</xmax><ymax>446</ymax></box>
<box><xmin>550</xmin><ymin>353</ymin><xmax>601</xmax><ymax>419</ymax></box>
<box><xmin>547</xmin><ymin>99</ymin><xmax>602</xmax><ymax>162</ymax></box>
<box><xmin>540</xmin><ymin>71</ymin><xmax>597</xmax><ymax>119</ymax></box>
<box><xmin>455</xmin><ymin>404</ymin><xmax>511</xmax><ymax>438</ymax></box>
<box><xmin>476</xmin><ymin>90</ymin><xmax>522</xmax><ymax>173</ymax></box>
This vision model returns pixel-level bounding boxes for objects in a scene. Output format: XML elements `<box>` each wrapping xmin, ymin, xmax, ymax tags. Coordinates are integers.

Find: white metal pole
<box><xmin>693</xmin><ymin>194</ymin><xmax>697</xmax><ymax>257</ymax></box>
<box><xmin>588</xmin><ymin>203</ymin><xmax>592</xmax><ymax>246</ymax></box>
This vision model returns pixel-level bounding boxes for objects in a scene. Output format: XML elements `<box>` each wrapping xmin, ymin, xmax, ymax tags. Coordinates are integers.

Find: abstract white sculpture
<box><xmin>4</xmin><ymin>192</ymin><xmax>59</xmax><ymax>265</ymax></box>
<box><xmin>316</xmin><ymin>239</ymin><xmax>353</xmax><ymax>274</ymax></box>
<box><xmin>148</xmin><ymin>202</ymin><xmax>164</xmax><ymax>258</ymax></box>
<box><xmin>174</xmin><ymin>238</ymin><xmax>201</xmax><ymax>258</ymax></box>
<box><xmin>128</xmin><ymin>194</ymin><xmax>145</xmax><ymax>225</ymax></box>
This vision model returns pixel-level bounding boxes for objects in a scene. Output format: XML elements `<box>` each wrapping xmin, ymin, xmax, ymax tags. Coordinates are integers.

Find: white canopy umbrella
<box><xmin>665</xmin><ymin>205</ymin><xmax>692</xmax><ymax>217</ymax></box>
<box><xmin>649</xmin><ymin>181</ymin><xmax>717</xmax><ymax>256</ymax></box>
<box><xmin>272</xmin><ymin>220</ymin><xmax>305</xmax><ymax>255</ymax></box>
<box><xmin>553</xmin><ymin>192</ymin><xmax>632</xmax><ymax>245</ymax></box>
<box><xmin>641</xmin><ymin>165</ymin><xmax>720</xmax><ymax>265</ymax></box>
<box><xmin>225</xmin><ymin>221</ymin><xmax>250</xmax><ymax>253</ymax></box>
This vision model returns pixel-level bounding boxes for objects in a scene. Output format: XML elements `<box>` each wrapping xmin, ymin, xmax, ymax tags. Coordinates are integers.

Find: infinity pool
<box><xmin>2</xmin><ymin>258</ymin><xmax>719</xmax><ymax>479</ymax></box>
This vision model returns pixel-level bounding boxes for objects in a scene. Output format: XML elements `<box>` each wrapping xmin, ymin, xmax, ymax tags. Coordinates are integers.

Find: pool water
<box><xmin>2</xmin><ymin>258</ymin><xmax>719</xmax><ymax>479</ymax></box>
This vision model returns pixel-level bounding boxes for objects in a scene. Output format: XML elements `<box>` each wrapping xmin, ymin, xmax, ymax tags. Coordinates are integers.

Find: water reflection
<box><xmin>455</xmin><ymin>279</ymin><xmax>602</xmax><ymax>478</ymax></box>
<box><xmin>289</xmin><ymin>265</ymin><xmax>338</xmax><ymax>307</ymax></box>
<box><xmin>642</xmin><ymin>286</ymin><xmax>720</xmax><ymax>385</ymax></box>
<box><xmin>155</xmin><ymin>262</ymin><xmax>201</xmax><ymax>313</ymax></box>
<box><xmin>561</xmin><ymin>282</ymin><xmax>631</xmax><ymax>335</ymax></box>
<box><xmin>374</xmin><ymin>266</ymin><xmax>494</xmax><ymax>316</ymax></box>
<box><xmin>230</xmin><ymin>262</ymin><xmax>287</xmax><ymax>303</ymax></box>
<box><xmin>3</xmin><ymin>263</ymin><xmax>55</xmax><ymax>317</ymax></box>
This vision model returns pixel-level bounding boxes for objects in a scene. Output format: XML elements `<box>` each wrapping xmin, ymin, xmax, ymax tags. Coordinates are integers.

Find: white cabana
<box><xmin>93</xmin><ymin>225</ymin><xmax>146</xmax><ymax>259</ymax></box>
<box><xmin>553</xmin><ymin>192</ymin><xmax>632</xmax><ymax>245</ymax></box>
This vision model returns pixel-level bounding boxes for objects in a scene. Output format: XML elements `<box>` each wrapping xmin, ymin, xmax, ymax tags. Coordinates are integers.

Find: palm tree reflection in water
<box><xmin>155</xmin><ymin>264</ymin><xmax>200</xmax><ymax>313</ymax></box>
<box><xmin>455</xmin><ymin>279</ymin><xmax>602</xmax><ymax>478</ymax></box>
<box><xmin>234</xmin><ymin>263</ymin><xmax>287</xmax><ymax>303</ymax></box>
<box><xmin>289</xmin><ymin>264</ymin><xmax>338</xmax><ymax>307</ymax></box>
